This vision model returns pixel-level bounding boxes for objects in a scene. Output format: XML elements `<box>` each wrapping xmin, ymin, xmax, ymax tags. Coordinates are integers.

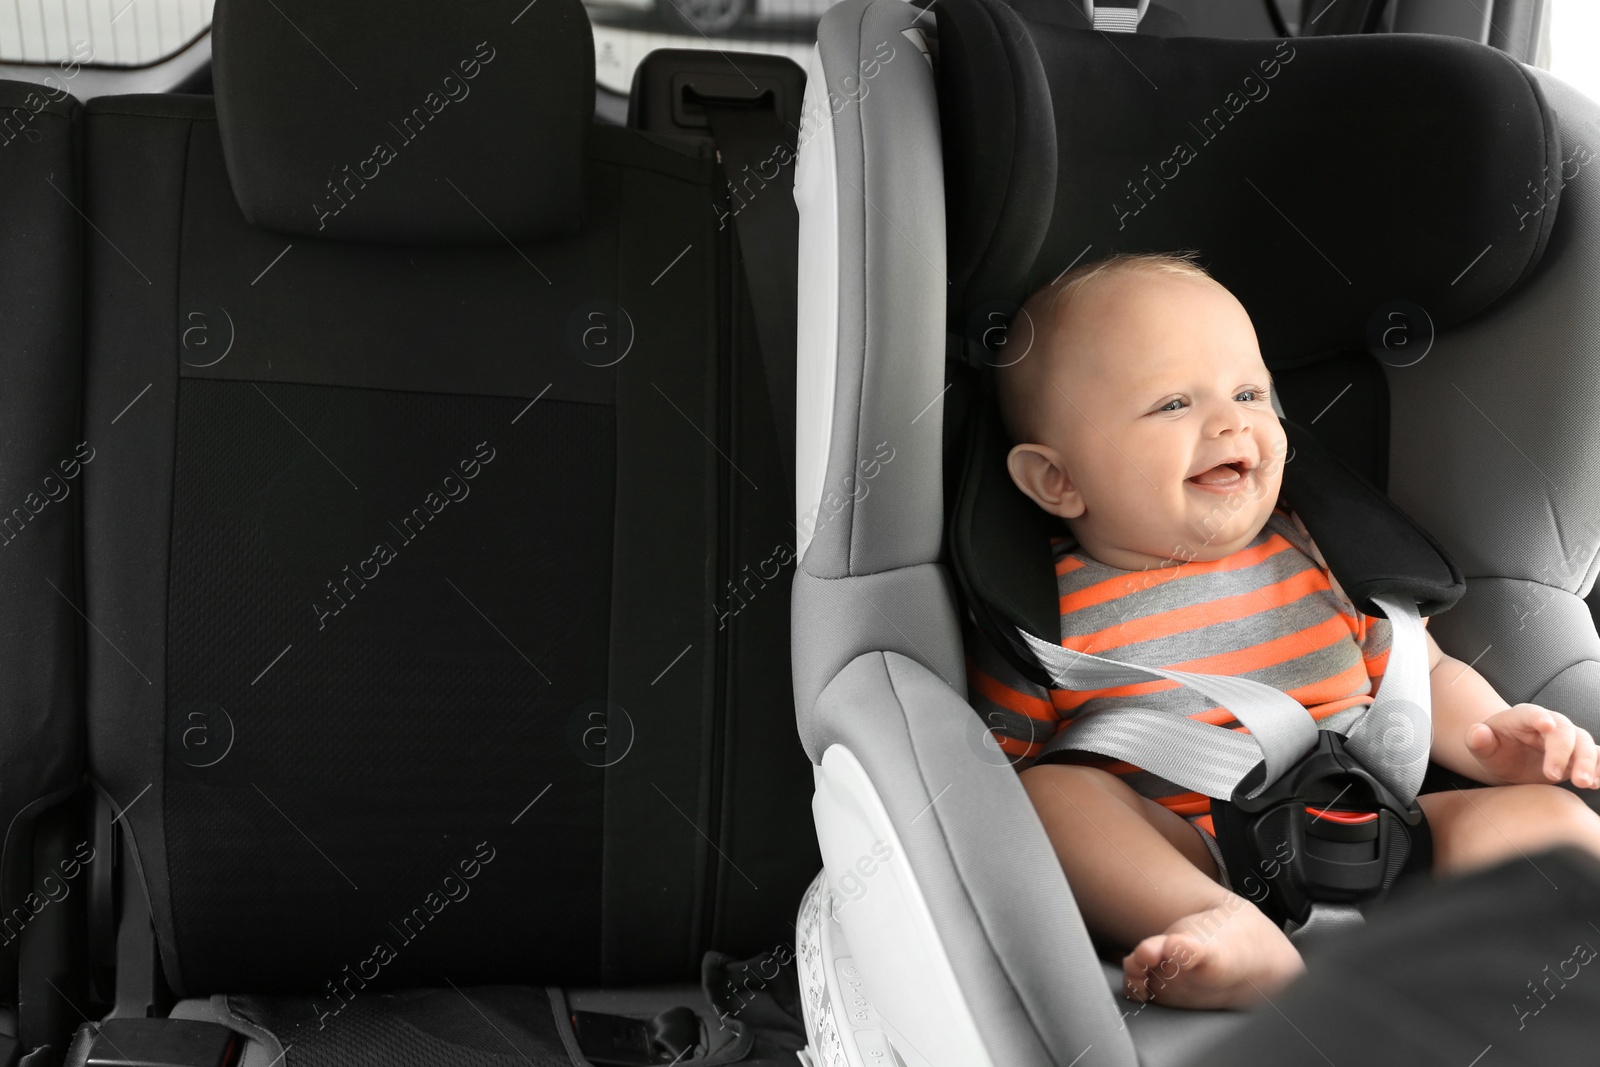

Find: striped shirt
<box><xmin>965</xmin><ymin>508</ymin><xmax>1415</xmax><ymax>825</ymax></box>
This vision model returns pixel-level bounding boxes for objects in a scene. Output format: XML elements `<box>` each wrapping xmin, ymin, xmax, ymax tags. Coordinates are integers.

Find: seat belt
<box><xmin>1337</xmin><ymin>594</ymin><xmax>1433</xmax><ymax>802</ymax></box>
<box><xmin>697</xmin><ymin>94</ymin><xmax>799</xmax><ymax>489</ymax></box>
<box><xmin>1080</xmin><ymin>0</ymin><xmax>1151</xmax><ymax>32</ymax></box>
<box><xmin>1017</xmin><ymin>592</ymin><xmax>1432</xmax><ymax>806</ymax></box>
<box><xmin>1019</xmin><ymin>593</ymin><xmax>1431</xmax><ymax>939</ymax></box>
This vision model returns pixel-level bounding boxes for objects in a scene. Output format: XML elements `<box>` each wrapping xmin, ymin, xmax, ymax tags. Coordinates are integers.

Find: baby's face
<box><xmin>1007</xmin><ymin>271</ymin><xmax>1287</xmax><ymax>570</ymax></box>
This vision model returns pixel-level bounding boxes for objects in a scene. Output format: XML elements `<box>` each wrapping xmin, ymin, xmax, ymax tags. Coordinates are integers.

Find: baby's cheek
<box><xmin>1263</xmin><ymin>424</ymin><xmax>1291</xmax><ymax>473</ymax></box>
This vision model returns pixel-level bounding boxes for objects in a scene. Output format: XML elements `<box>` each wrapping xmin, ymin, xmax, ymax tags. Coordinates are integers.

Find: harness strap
<box><xmin>1337</xmin><ymin>595</ymin><xmax>1432</xmax><ymax>803</ymax></box>
<box><xmin>1018</xmin><ymin>593</ymin><xmax>1432</xmax><ymax>804</ymax></box>
<box><xmin>1284</xmin><ymin>902</ymin><xmax>1365</xmax><ymax>945</ymax></box>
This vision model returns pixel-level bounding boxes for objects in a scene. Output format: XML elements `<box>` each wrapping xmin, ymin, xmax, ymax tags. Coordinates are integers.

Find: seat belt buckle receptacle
<box><xmin>1212</xmin><ymin>731</ymin><xmax>1430</xmax><ymax>928</ymax></box>
<box><xmin>571</xmin><ymin>1007</ymin><xmax>701</xmax><ymax>1065</ymax></box>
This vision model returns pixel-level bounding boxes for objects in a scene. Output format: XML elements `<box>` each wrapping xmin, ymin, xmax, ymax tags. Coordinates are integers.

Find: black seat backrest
<box><xmin>80</xmin><ymin>0</ymin><xmax>811</xmax><ymax>999</ymax></box>
<box><xmin>0</xmin><ymin>80</ymin><xmax>84</xmax><ymax>1048</ymax></box>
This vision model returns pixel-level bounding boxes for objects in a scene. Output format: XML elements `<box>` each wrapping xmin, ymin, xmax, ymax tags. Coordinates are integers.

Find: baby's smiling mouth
<box><xmin>1186</xmin><ymin>458</ymin><xmax>1252</xmax><ymax>487</ymax></box>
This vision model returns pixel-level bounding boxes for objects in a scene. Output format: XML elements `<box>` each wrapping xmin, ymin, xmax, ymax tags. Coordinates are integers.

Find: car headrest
<box><xmin>937</xmin><ymin>0</ymin><xmax>1563</xmax><ymax>363</ymax></box>
<box><xmin>212</xmin><ymin>0</ymin><xmax>594</xmax><ymax>245</ymax></box>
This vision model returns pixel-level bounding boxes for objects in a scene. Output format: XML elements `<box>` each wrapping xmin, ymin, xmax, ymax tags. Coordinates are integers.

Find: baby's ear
<box><xmin>1006</xmin><ymin>444</ymin><xmax>1085</xmax><ymax>519</ymax></box>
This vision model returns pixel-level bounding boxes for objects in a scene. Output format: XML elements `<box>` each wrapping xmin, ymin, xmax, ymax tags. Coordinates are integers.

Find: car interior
<box><xmin>0</xmin><ymin>0</ymin><xmax>1595</xmax><ymax>1065</ymax></box>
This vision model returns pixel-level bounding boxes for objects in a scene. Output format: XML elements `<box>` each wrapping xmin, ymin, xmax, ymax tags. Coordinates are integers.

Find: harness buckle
<box><xmin>1211</xmin><ymin>731</ymin><xmax>1430</xmax><ymax>929</ymax></box>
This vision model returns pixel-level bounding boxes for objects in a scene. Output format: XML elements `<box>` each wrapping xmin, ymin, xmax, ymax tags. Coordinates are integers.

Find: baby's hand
<box><xmin>1464</xmin><ymin>705</ymin><xmax>1600</xmax><ymax>788</ymax></box>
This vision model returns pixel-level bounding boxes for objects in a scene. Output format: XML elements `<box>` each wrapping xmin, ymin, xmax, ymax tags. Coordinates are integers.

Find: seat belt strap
<box><xmin>1035</xmin><ymin>703</ymin><xmax>1276</xmax><ymax>800</ymax></box>
<box><xmin>1081</xmin><ymin>0</ymin><xmax>1151</xmax><ymax>32</ymax></box>
<box><xmin>1019</xmin><ymin>628</ymin><xmax>1321</xmax><ymax>799</ymax></box>
<box><xmin>1337</xmin><ymin>594</ymin><xmax>1432</xmax><ymax>802</ymax></box>
<box><xmin>109</xmin><ymin>844</ymin><xmax>158</xmax><ymax>1022</ymax></box>
<box><xmin>1284</xmin><ymin>902</ymin><xmax>1365</xmax><ymax>945</ymax></box>
<box><xmin>1019</xmin><ymin>592</ymin><xmax>1432</xmax><ymax>804</ymax></box>
<box><xmin>700</xmin><ymin>98</ymin><xmax>799</xmax><ymax>488</ymax></box>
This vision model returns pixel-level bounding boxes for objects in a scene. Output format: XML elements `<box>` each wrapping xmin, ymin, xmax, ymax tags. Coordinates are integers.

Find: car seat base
<box><xmin>796</xmin><ymin>869</ymin><xmax>921</xmax><ymax>1067</ymax></box>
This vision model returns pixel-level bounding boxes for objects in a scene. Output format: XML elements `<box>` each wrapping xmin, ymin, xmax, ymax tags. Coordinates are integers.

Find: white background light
<box><xmin>1549</xmin><ymin>0</ymin><xmax>1600</xmax><ymax>103</ymax></box>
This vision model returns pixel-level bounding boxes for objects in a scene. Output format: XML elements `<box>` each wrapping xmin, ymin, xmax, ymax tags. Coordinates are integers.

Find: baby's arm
<box><xmin>1426</xmin><ymin>631</ymin><xmax>1600</xmax><ymax>789</ymax></box>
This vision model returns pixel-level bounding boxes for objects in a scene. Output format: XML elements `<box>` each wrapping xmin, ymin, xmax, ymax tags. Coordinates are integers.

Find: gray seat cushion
<box><xmin>1097</xmin><ymin>962</ymin><xmax>1250</xmax><ymax>1067</ymax></box>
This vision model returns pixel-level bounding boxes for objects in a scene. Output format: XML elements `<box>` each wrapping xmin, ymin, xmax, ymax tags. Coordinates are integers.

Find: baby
<box><xmin>969</xmin><ymin>251</ymin><xmax>1600</xmax><ymax>1010</ymax></box>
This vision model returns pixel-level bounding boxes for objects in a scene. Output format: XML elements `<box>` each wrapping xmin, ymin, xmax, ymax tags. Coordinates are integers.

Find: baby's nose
<box><xmin>1206</xmin><ymin>403</ymin><xmax>1250</xmax><ymax>434</ymax></box>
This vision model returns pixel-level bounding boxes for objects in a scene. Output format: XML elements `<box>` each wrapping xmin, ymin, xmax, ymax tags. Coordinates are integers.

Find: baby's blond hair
<box><xmin>997</xmin><ymin>251</ymin><xmax>1213</xmax><ymax>444</ymax></box>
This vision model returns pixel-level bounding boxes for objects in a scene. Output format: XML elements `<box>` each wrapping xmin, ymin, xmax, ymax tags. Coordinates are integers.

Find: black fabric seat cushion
<box><xmin>229</xmin><ymin>986</ymin><xmax>574</xmax><ymax>1067</ymax></box>
<box><xmin>221</xmin><ymin>946</ymin><xmax>812</xmax><ymax>1067</ymax></box>
<box><xmin>80</xmin><ymin>93</ymin><xmax>788</xmax><ymax>995</ymax></box>
<box><xmin>164</xmin><ymin>381</ymin><xmax>612</xmax><ymax>986</ymax></box>
<box><xmin>0</xmin><ymin>81</ymin><xmax>84</xmax><ymax>1008</ymax></box>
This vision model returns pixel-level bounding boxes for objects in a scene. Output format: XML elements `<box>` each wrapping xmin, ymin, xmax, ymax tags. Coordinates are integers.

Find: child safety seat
<box><xmin>790</xmin><ymin>0</ymin><xmax>1600</xmax><ymax>1064</ymax></box>
<box><xmin>954</xmin><ymin>368</ymin><xmax>1460</xmax><ymax>937</ymax></box>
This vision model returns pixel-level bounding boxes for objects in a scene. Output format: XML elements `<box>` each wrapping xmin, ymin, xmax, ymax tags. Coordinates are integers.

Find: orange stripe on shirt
<box><xmin>1072</xmin><ymin>568</ymin><xmax>1330</xmax><ymax>653</ymax></box>
<box><xmin>1051</xmin><ymin>613</ymin><xmax>1352</xmax><ymax>713</ymax></box>
<box><xmin>997</xmin><ymin>734</ymin><xmax>1042</xmax><ymax>758</ymax></box>
<box><xmin>1055</xmin><ymin>554</ymin><xmax>1087</xmax><ymax>578</ymax></box>
<box><xmin>1058</xmin><ymin>534</ymin><xmax>1298</xmax><ymax>615</ymax></box>
<box><xmin>1051</xmin><ymin>675</ymin><xmax>1187</xmax><ymax>713</ymax></box>
<box><xmin>1166</xmin><ymin>614</ymin><xmax>1353</xmax><ymax>678</ymax></box>
<box><xmin>967</xmin><ymin>659</ymin><xmax>1056</xmax><ymax>722</ymax></box>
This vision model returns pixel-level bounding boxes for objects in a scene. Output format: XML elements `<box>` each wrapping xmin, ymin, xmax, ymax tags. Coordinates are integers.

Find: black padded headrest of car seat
<box><xmin>212</xmin><ymin>0</ymin><xmax>593</xmax><ymax>245</ymax></box>
<box><xmin>950</xmin><ymin>385</ymin><xmax>1061</xmax><ymax>685</ymax></box>
<box><xmin>937</xmin><ymin>0</ymin><xmax>1563</xmax><ymax>364</ymax></box>
<box><xmin>950</xmin><ymin>377</ymin><xmax>1465</xmax><ymax>690</ymax></box>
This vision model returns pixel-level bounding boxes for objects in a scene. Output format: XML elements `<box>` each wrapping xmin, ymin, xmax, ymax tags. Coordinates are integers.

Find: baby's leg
<box><xmin>1419</xmin><ymin>783</ymin><xmax>1600</xmax><ymax>876</ymax></box>
<box><xmin>1019</xmin><ymin>763</ymin><xmax>1304</xmax><ymax>1009</ymax></box>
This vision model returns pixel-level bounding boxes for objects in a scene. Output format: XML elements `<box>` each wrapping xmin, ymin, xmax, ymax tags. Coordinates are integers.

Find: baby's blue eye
<box><xmin>1158</xmin><ymin>398</ymin><xmax>1185</xmax><ymax>412</ymax></box>
<box><xmin>1237</xmin><ymin>388</ymin><xmax>1269</xmax><ymax>403</ymax></box>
